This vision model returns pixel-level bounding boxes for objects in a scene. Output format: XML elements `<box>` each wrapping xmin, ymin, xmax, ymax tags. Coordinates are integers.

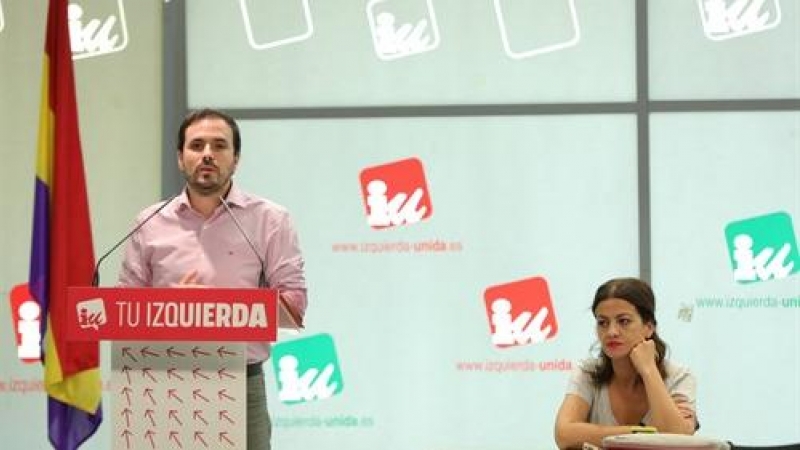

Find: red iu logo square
<box><xmin>359</xmin><ymin>157</ymin><xmax>433</xmax><ymax>229</ymax></box>
<box><xmin>484</xmin><ymin>276</ymin><xmax>558</xmax><ymax>349</ymax></box>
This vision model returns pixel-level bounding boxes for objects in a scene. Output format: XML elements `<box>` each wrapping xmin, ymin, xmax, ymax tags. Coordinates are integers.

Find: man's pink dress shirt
<box><xmin>118</xmin><ymin>183</ymin><xmax>307</xmax><ymax>363</ymax></box>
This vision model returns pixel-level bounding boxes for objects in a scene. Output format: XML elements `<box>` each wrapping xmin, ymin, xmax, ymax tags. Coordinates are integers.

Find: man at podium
<box><xmin>118</xmin><ymin>108</ymin><xmax>308</xmax><ymax>450</ymax></box>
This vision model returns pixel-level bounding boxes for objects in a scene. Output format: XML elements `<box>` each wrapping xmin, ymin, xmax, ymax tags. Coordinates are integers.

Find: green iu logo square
<box><xmin>271</xmin><ymin>333</ymin><xmax>343</xmax><ymax>405</ymax></box>
<box><xmin>725</xmin><ymin>211</ymin><xmax>799</xmax><ymax>284</ymax></box>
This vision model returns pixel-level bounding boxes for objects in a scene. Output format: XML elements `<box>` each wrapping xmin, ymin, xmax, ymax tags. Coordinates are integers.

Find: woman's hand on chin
<box><xmin>629</xmin><ymin>339</ymin><xmax>658</xmax><ymax>376</ymax></box>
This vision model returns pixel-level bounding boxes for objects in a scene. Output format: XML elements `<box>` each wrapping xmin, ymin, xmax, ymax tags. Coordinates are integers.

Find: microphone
<box><xmin>218</xmin><ymin>195</ymin><xmax>268</xmax><ymax>288</ymax></box>
<box><xmin>91</xmin><ymin>194</ymin><xmax>179</xmax><ymax>287</ymax></box>
<box><xmin>218</xmin><ymin>195</ymin><xmax>303</xmax><ymax>330</ymax></box>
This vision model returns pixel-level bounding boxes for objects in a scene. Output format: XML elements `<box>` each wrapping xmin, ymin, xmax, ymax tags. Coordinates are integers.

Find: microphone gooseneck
<box><xmin>218</xmin><ymin>195</ymin><xmax>268</xmax><ymax>288</ymax></box>
<box><xmin>91</xmin><ymin>194</ymin><xmax>180</xmax><ymax>287</ymax></box>
<box><xmin>218</xmin><ymin>194</ymin><xmax>303</xmax><ymax>330</ymax></box>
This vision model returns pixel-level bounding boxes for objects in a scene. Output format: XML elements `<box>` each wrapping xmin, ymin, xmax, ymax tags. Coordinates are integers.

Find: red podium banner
<box><xmin>66</xmin><ymin>287</ymin><xmax>277</xmax><ymax>342</ymax></box>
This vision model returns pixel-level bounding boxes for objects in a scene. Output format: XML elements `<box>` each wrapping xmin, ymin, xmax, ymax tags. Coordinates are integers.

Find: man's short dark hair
<box><xmin>177</xmin><ymin>108</ymin><xmax>241</xmax><ymax>156</ymax></box>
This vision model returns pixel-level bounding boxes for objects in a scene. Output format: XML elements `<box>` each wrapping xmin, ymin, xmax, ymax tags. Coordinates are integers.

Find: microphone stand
<box><xmin>219</xmin><ymin>196</ymin><xmax>304</xmax><ymax>330</ymax></box>
<box><xmin>92</xmin><ymin>194</ymin><xmax>179</xmax><ymax>286</ymax></box>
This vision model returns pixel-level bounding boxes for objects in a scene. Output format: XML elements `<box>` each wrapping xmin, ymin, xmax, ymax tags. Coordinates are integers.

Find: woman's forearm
<box><xmin>556</xmin><ymin>423</ymin><xmax>633</xmax><ymax>449</ymax></box>
<box><xmin>641</xmin><ymin>369</ymin><xmax>694</xmax><ymax>434</ymax></box>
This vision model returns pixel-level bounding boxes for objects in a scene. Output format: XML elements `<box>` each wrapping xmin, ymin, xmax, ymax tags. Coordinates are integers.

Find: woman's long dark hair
<box><xmin>587</xmin><ymin>277</ymin><xmax>668</xmax><ymax>386</ymax></box>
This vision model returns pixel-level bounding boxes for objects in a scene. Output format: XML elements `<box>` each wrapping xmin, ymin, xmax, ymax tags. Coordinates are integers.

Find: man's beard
<box><xmin>184</xmin><ymin>170</ymin><xmax>230</xmax><ymax>196</ymax></box>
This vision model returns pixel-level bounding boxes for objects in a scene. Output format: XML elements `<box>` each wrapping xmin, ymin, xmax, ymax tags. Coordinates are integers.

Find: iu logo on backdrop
<box><xmin>484</xmin><ymin>276</ymin><xmax>558</xmax><ymax>349</ymax></box>
<box><xmin>271</xmin><ymin>333</ymin><xmax>344</xmax><ymax>405</ymax></box>
<box><xmin>8</xmin><ymin>283</ymin><xmax>42</xmax><ymax>363</ymax></box>
<box><xmin>366</xmin><ymin>0</ymin><xmax>441</xmax><ymax>61</ymax></box>
<box><xmin>360</xmin><ymin>157</ymin><xmax>433</xmax><ymax>229</ymax></box>
<box><xmin>725</xmin><ymin>211</ymin><xmax>799</xmax><ymax>283</ymax></box>
<box><xmin>698</xmin><ymin>0</ymin><xmax>782</xmax><ymax>41</ymax></box>
<box><xmin>68</xmin><ymin>0</ymin><xmax>129</xmax><ymax>60</ymax></box>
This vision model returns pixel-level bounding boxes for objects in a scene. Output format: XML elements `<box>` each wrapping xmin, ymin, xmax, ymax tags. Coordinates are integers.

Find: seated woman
<box><xmin>554</xmin><ymin>277</ymin><xmax>697</xmax><ymax>449</ymax></box>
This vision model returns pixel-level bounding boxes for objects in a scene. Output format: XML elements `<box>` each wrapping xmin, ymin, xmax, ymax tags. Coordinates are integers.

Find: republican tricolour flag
<box><xmin>29</xmin><ymin>0</ymin><xmax>103</xmax><ymax>448</ymax></box>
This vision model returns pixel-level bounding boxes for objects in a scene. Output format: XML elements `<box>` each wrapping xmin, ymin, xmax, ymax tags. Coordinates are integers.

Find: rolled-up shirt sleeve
<box><xmin>265</xmin><ymin>209</ymin><xmax>307</xmax><ymax>319</ymax></box>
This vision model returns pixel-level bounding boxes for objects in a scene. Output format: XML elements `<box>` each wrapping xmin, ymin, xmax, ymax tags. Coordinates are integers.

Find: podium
<box><xmin>67</xmin><ymin>287</ymin><xmax>281</xmax><ymax>449</ymax></box>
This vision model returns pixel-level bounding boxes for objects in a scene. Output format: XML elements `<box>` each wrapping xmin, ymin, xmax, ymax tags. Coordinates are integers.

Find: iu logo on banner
<box><xmin>8</xmin><ymin>283</ymin><xmax>42</xmax><ymax>363</ymax></box>
<box><xmin>271</xmin><ymin>333</ymin><xmax>344</xmax><ymax>405</ymax></box>
<box><xmin>68</xmin><ymin>0</ymin><xmax>129</xmax><ymax>60</ymax></box>
<box><xmin>484</xmin><ymin>276</ymin><xmax>559</xmax><ymax>349</ymax></box>
<box><xmin>366</xmin><ymin>0</ymin><xmax>441</xmax><ymax>61</ymax></box>
<box><xmin>725</xmin><ymin>211</ymin><xmax>799</xmax><ymax>284</ymax></box>
<box><xmin>359</xmin><ymin>157</ymin><xmax>433</xmax><ymax>229</ymax></box>
<box><xmin>697</xmin><ymin>0</ymin><xmax>782</xmax><ymax>41</ymax></box>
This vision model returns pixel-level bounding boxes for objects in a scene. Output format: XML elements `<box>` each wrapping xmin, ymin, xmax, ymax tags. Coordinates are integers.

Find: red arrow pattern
<box><xmin>219</xmin><ymin>431</ymin><xmax>235</xmax><ymax>446</ymax></box>
<box><xmin>192</xmin><ymin>367</ymin><xmax>210</xmax><ymax>380</ymax></box>
<box><xmin>120</xmin><ymin>386</ymin><xmax>133</xmax><ymax>406</ymax></box>
<box><xmin>169</xmin><ymin>431</ymin><xmax>183</xmax><ymax>448</ymax></box>
<box><xmin>217</xmin><ymin>389</ymin><xmax>236</xmax><ymax>402</ymax></box>
<box><xmin>121</xmin><ymin>347</ymin><xmax>138</xmax><ymax>363</ymax></box>
<box><xmin>166</xmin><ymin>346</ymin><xmax>186</xmax><ymax>358</ymax></box>
<box><xmin>140</xmin><ymin>346</ymin><xmax>160</xmax><ymax>358</ymax></box>
<box><xmin>193</xmin><ymin>409</ymin><xmax>209</xmax><ymax>426</ymax></box>
<box><xmin>143</xmin><ymin>409</ymin><xmax>156</xmax><ymax>427</ymax></box>
<box><xmin>193</xmin><ymin>389</ymin><xmax>210</xmax><ymax>403</ymax></box>
<box><xmin>167</xmin><ymin>368</ymin><xmax>184</xmax><ymax>381</ymax></box>
<box><xmin>112</xmin><ymin>343</ymin><xmax>244</xmax><ymax>449</ymax></box>
<box><xmin>120</xmin><ymin>408</ymin><xmax>133</xmax><ymax>428</ymax></box>
<box><xmin>194</xmin><ymin>431</ymin><xmax>209</xmax><ymax>448</ymax></box>
<box><xmin>218</xmin><ymin>409</ymin><xmax>234</xmax><ymax>425</ymax></box>
<box><xmin>121</xmin><ymin>365</ymin><xmax>133</xmax><ymax>385</ymax></box>
<box><xmin>141</xmin><ymin>367</ymin><xmax>157</xmax><ymax>382</ymax></box>
<box><xmin>143</xmin><ymin>388</ymin><xmax>156</xmax><ymax>405</ymax></box>
<box><xmin>168</xmin><ymin>409</ymin><xmax>183</xmax><ymax>426</ymax></box>
<box><xmin>144</xmin><ymin>429</ymin><xmax>156</xmax><ymax>449</ymax></box>
<box><xmin>120</xmin><ymin>429</ymin><xmax>133</xmax><ymax>449</ymax></box>
<box><xmin>217</xmin><ymin>367</ymin><xmax>236</xmax><ymax>380</ymax></box>
<box><xmin>192</xmin><ymin>346</ymin><xmax>210</xmax><ymax>357</ymax></box>
<box><xmin>167</xmin><ymin>388</ymin><xmax>184</xmax><ymax>403</ymax></box>
<box><xmin>217</xmin><ymin>346</ymin><xmax>238</xmax><ymax>357</ymax></box>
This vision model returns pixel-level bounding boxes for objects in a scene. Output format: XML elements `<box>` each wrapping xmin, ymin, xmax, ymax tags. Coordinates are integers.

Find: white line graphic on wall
<box><xmin>69</xmin><ymin>0</ymin><xmax>129</xmax><ymax>60</ymax></box>
<box><xmin>494</xmin><ymin>0</ymin><xmax>580</xmax><ymax>60</ymax></box>
<box><xmin>367</xmin><ymin>0</ymin><xmax>441</xmax><ymax>61</ymax></box>
<box><xmin>698</xmin><ymin>0</ymin><xmax>781</xmax><ymax>41</ymax></box>
<box><xmin>239</xmin><ymin>0</ymin><xmax>314</xmax><ymax>50</ymax></box>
